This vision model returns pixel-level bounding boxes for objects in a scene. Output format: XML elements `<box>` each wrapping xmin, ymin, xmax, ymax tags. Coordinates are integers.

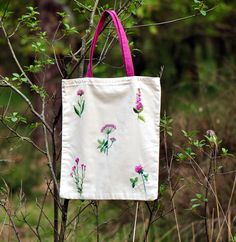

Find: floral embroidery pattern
<box><xmin>130</xmin><ymin>165</ymin><xmax>148</xmax><ymax>192</ymax></box>
<box><xmin>133</xmin><ymin>88</ymin><xmax>145</xmax><ymax>122</ymax></box>
<box><xmin>74</xmin><ymin>89</ymin><xmax>85</xmax><ymax>118</ymax></box>
<box><xmin>70</xmin><ymin>157</ymin><xmax>86</xmax><ymax>194</ymax></box>
<box><xmin>97</xmin><ymin>124</ymin><xmax>116</xmax><ymax>155</ymax></box>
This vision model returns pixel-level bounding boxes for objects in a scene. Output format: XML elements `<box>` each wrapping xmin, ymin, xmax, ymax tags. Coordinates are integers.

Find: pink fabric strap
<box><xmin>86</xmin><ymin>10</ymin><xmax>135</xmax><ymax>77</ymax></box>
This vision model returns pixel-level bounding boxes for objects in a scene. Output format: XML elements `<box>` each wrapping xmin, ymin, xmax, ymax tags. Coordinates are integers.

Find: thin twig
<box><xmin>1</xmin><ymin>79</ymin><xmax>52</xmax><ymax>133</ymax></box>
<box><xmin>216</xmin><ymin>174</ymin><xmax>236</xmax><ymax>241</ymax></box>
<box><xmin>164</xmin><ymin>131</ymin><xmax>182</xmax><ymax>242</ymax></box>
<box><xmin>0</xmin><ymin>21</ymin><xmax>33</xmax><ymax>86</ymax></box>
<box><xmin>0</xmin><ymin>119</ymin><xmax>47</xmax><ymax>155</ymax></box>
<box><xmin>79</xmin><ymin>0</ymin><xmax>99</xmax><ymax>77</ymax></box>
<box><xmin>2</xmin><ymin>207</ymin><xmax>21</xmax><ymax>242</ymax></box>
<box><xmin>125</xmin><ymin>6</ymin><xmax>217</xmax><ymax>29</ymax></box>
<box><xmin>36</xmin><ymin>181</ymin><xmax>51</xmax><ymax>237</ymax></box>
<box><xmin>132</xmin><ymin>201</ymin><xmax>139</xmax><ymax>242</ymax></box>
<box><xmin>20</xmin><ymin>212</ymin><xmax>41</xmax><ymax>241</ymax></box>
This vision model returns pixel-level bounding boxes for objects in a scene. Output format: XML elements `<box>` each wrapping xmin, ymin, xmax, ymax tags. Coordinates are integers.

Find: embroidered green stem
<box><xmin>141</xmin><ymin>173</ymin><xmax>147</xmax><ymax>193</ymax></box>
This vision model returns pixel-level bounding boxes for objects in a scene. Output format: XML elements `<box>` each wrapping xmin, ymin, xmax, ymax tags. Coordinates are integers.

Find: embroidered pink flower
<box><xmin>130</xmin><ymin>164</ymin><xmax>149</xmax><ymax>192</ymax></box>
<box><xmin>74</xmin><ymin>89</ymin><xmax>85</xmax><ymax>118</ymax></box>
<box><xmin>98</xmin><ymin>124</ymin><xmax>117</xmax><ymax>155</ymax></box>
<box><xmin>77</xmin><ymin>89</ymin><xmax>84</xmax><ymax>96</ymax></box>
<box><xmin>110</xmin><ymin>137</ymin><xmax>116</xmax><ymax>143</ymax></box>
<box><xmin>133</xmin><ymin>88</ymin><xmax>145</xmax><ymax>122</ymax></box>
<box><xmin>75</xmin><ymin>157</ymin><xmax>80</xmax><ymax>164</ymax></box>
<box><xmin>135</xmin><ymin>165</ymin><xmax>143</xmax><ymax>174</ymax></box>
<box><xmin>81</xmin><ymin>163</ymin><xmax>86</xmax><ymax>170</ymax></box>
<box><xmin>70</xmin><ymin>157</ymin><xmax>86</xmax><ymax>195</ymax></box>
<box><xmin>136</xmin><ymin>102</ymin><xmax>143</xmax><ymax>111</ymax></box>
<box><xmin>101</xmin><ymin>124</ymin><xmax>116</xmax><ymax>134</ymax></box>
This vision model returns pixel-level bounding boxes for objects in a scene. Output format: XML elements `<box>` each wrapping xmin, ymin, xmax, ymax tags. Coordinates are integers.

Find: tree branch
<box><xmin>79</xmin><ymin>0</ymin><xmax>100</xmax><ymax>77</ymax></box>
<box><xmin>125</xmin><ymin>6</ymin><xmax>217</xmax><ymax>29</ymax></box>
<box><xmin>1</xmin><ymin>79</ymin><xmax>52</xmax><ymax>133</ymax></box>
<box><xmin>0</xmin><ymin>20</ymin><xmax>33</xmax><ymax>86</ymax></box>
<box><xmin>0</xmin><ymin>119</ymin><xmax>47</xmax><ymax>155</ymax></box>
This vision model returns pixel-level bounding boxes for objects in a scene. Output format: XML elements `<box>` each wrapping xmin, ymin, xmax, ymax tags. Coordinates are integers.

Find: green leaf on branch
<box><xmin>5</xmin><ymin>112</ymin><xmax>27</xmax><ymax>124</ymax></box>
<box><xmin>160</xmin><ymin>114</ymin><xmax>173</xmax><ymax>136</ymax></box>
<box><xmin>221</xmin><ymin>147</ymin><xmax>234</xmax><ymax>157</ymax></box>
<box><xmin>12</xmin><ymin>73</ymin><xmax>28</xmax><ymax>84</ymax></box>
<box><xmin>30</xmin><ymin>84</ymin><xmax>47</xmax><ymax>98</ymax></box>
<box><xmin>191</xmin><ymin>203</ymin><xmax>201</xmax><ymax>209</ymax></box>
<box><xmin>192</xmin><ymin>0</ymin><xmax>208</xmax><ymax>16</ymax></box>
<box><xmin>64</xmin><ymin>23</ymin><xmax>78</xmax><ymax>34</ymax></box>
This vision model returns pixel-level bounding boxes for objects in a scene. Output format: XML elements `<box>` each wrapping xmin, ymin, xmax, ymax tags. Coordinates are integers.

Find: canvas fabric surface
<box><xmin>59</xmin><ymin>10</ymin><xmax>161</xmax><ymax>200</ymax></box>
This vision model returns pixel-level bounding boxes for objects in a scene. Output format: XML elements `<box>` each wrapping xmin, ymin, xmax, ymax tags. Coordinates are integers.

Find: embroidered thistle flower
<box><xmin>135</xmin><ymin>165</ymin><xmax>143</xmax><ymax>174</ymax></box>
<box><xmin>74</xmin><ymin>89</ymin><xmax>85</xmax><ymax>118</ymax></box>
<box><xmin>72</xmin><ymin>165</ymin><xmax>76</xmax><ymax>172</ymax></box>
<box><xmin>130</xmin><ymin>164</ymin><xmax>148</xmax><ymax>192</ymax></box>
<box><xmin>133</xmin><ymin>88</ymin><xmax>145</xmax><ymax>122</ymax></box>
<box><xmin>75</xmin><ymin>157</ymin><xmax>80</xmax><ymax>164</ymax></box>
<box><xmin>81</xmin><ymin>163</ymin><xmax>86</xmax><ymax>170</ymax></box>
<box><xmin>98</xmin><ymin>124</ymin><xmax>117</xmax><ymax>155</ymax></box>
<box><xmin>110</xmin><ymin>137</ymin><xmax>116</xmax><ymax>143</ymax></box>
<box><xmin>70</xmin><ymin>157</ymin><xmax>86</xmax><ymax>195</ymax></box>
<box><xmin>100</xmin><ymin>124</ymin><xmax>116</xmax><ymax>134</ymax></box>
<box><xmin>77</xmin><ymin>89</ymin><xmax>84</xmax><ymax>96</ymax></box>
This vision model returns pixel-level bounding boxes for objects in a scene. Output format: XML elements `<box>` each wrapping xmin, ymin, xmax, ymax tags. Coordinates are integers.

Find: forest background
<box><xmin>0</xmin><ymin>0</ymin><xmax>235</xmax><ymax>241</ymax></box>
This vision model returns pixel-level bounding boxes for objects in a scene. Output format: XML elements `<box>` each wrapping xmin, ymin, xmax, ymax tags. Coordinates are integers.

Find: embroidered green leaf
<box><xmin>100</xmin><ymin>146</ymin><xmax>105</xmax><ymax>153</ymax></box>
<box><xmin>81</xmin><ymin>100</ymin><xmax>85</xmax><ymax>114</ymax></box>
<box><xmin>143</xmin><ymin>174</ymin><xmax>149</xmax><ymax>181</ymax></box>
<box><xmin>97</xmin><ymin>124</ymin><xmax>117</xmax><ymax>155</ymax></box>
<box><xmin>130</xmin><ymin>177</ymin><xmax>138</xmax><ymax>188</ymax></box>
<box><xmin>138</xmin><ymin>115</ymin><xmax>145</xmax><ymax>122</ymax></box>
<box><xmin>133</xmin><ymin>108</ymin><xmax>140</xmax><ymax>114</ymax></box>
<box><xmin>74</xmin><ymin>106</ymin><xmax>81</xmax><ymax>117</ymax></box>
<box><xmin>97</xmin><ymin>139</ymin><xmax>103</xmax><ymax>145</ymax></box>
<box><xmin>104</xmin><ymin>140</ymin><xmax>108</xmax><ymax>147</ymax></box>
<box><xmin>130</xmin><ymin>179</ymin><xmax>135</xmax><ymax>188</ymax></box>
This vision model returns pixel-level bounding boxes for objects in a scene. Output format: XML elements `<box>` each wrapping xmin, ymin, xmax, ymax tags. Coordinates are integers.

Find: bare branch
<box><xmin>3</xmin><ymin>207</ymin><xmax>21</xmax><ymax>242</ymax></box>
<box><xmin>36</xmin><ymin>180</ymin><xmax>51</xmax><ymax>237</ymax></box>
<box><xmin>0</xmin><ymin>119</ymin><xmax>47</xmax><ymax>155</ymax></box>
<box><xmin>42</xmin><ymin>96</ymin><xmax>59</xmax><ymax>199</ymax></box>
<box><xmin>79</xmin><ymin>0</ymin><xmax>99</xmax><ymax>77</ymax></box>
<box><xmin>125</xmin><ymin>6</ymin><xmax>217</xmax><ymax>29</ymax></box>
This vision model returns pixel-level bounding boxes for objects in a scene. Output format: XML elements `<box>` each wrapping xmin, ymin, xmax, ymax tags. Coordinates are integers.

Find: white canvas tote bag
<box><xmin>60</xmin><ymin>10</ymin><xmax>161</xmax><ymax>200</ymax></box>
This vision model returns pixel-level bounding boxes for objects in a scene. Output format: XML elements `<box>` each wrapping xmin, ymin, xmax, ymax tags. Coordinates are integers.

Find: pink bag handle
<box><xmin>86</xmin><ymin>10</ymin><xmax>135</xmax><ymax>77</ymax></box>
